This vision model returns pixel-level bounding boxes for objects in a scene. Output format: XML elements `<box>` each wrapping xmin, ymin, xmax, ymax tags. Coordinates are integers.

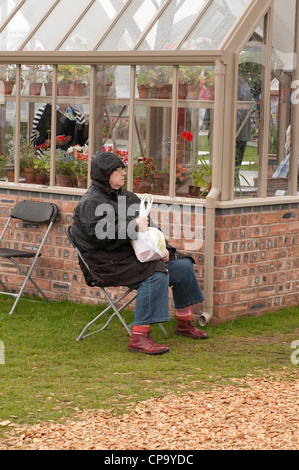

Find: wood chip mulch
<box><xmin>1</xmin><ymin>375</ymin><xmax>298</xmax><ymax>450</ymax></box>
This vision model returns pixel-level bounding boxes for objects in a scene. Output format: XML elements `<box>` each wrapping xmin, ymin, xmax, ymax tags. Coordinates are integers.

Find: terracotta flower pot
<box><xmin>70</xmin><ymin>83</ymin><xmax>85</xmax><ymax>96</ymax></box>
<box><xmin>188</xmin><ymin>185</ymin><xmax>201</xmax><ymax>197</ymax></box>
<box><xmin>57</xmin><ymin>83</ymin><xmax>71</xmax><ymax>96</ymax></box>
<box><xmin>135</xmin><ymin>181</ymin><xmax>152</xmax><ymax>193</ymax></box>
<box><xmin>137</xmin><ymin>85</ymin><xmax>150</xmax><ymax>98</ymax></box>
<box><xmin>23</xmin><ymin>167</ymin><xmax>36</xmax><ymax>184</ymax></box>
<box><xmin>44</xmin><ymin>82</ymin><xmax>52</xmax><ymax>96</ymax></box>
<box><xmin>157</xmin><ymin>84</ymin><xmax>172</xmax><ymax>99</ymax></box>
<box><xmin>77</xmin><ymin>175</ymin><xmax>87</xmax><ymax>188</ymax></box>
<box><xmin>30</xmin><ymin>82</ymin><xmax>42</xmax><ymax>96</ymax></box>
<box><xmin>187</xmin><ymin>85</ymin><xmax>200</xmax><ymax>100</ymax></box>
<box><xmin>3</xmin><ymin>81</ymin><xmax>15</xmax><ymax>95</ymax></box>
<box><xmin>178</xmin><ymin>83</ymin><xmax>187</xmax><ymax>99</ymax></box>
<box><xmin>56</xmin><ymin>174</ymin><xmax>73</xmax><ymax>187</ymax></box>
<box><xmin>6</xmin><ymin>170</ymin><xmax>14</xmax><ymax>182</ymax></box>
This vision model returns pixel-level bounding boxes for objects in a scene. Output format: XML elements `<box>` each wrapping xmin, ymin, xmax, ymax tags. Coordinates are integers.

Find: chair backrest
<box><xmin>66</xmin><ymin>225</ymin><xmax>96</xmax><ymax>287</ymax></box>
<box><xmin>11</xmin><ymin>200</ymin><xmax>58</xmax><ymax>224</ymax></box>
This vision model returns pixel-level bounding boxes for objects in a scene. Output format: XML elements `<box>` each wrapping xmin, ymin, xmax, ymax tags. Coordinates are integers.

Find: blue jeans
<box><xmin>129</xmin><ymin>257</ymin><xmax>205</xmax><ymax>326</ymax></box>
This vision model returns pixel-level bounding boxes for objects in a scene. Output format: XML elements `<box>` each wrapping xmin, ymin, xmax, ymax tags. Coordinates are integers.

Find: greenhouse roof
<box><xmin>0</xmin><ymin>0</ymin><xmax>255</xmax><ymax>53</ymax></box>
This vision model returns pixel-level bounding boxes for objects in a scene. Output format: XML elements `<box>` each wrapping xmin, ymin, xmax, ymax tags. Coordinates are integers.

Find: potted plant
<box><xmin>67</xmin><ymin>144</ymin><xmax>89</xmax><ymax>188</ymax></box>
<box><xmin>181</xmin><ymin>131</ymin><xmax>212</xmax><ymax>197</ymax></box>
<box><xmin>180</xmin><ymin>65</ymin><xmax>203</xmax><ymax>99</ymax></box>
<box><xmin>199</xmin><ymin>68</ymin><xmax>215</xmax><ymax>100</ymax></box>
<box><xmin>20</xmin><ymin>142</ymin><xmax>38</xmax><ymax>183</ymax></box>
<box><xmin>0</xmin><ymin>151</ymin><xmax>8</xmax><ymax>178</ymax></box>
<box><xmin>0</xmin><ymin>64</ymin><xmax>16</xmax><ymax>94</ymax></box>
<box><xmin>133</xmin><ymin>156</ymin><xmax>156</xmax><ymax>192</ymax></box>
<box><xmin>33</xmin><ymin>146</ymin><xmax>50</xmax><ymax>184</ymax></box>
<box><xmin>155</xmin><ymin>66</ymin><xmax>173</xmax><ymax>99</ymax></box>
<box><xmin>152</xmin><ymin>168</ymin><xmax>169</xmax><ymax>194</ymax></box>
<box><xmin>136</xmin><ymin>66</ymin><xmax>158</xmax><ymax>98</ymax></box>
<box><xmin>44</xmin><ymin>65</ymin><xmax>53</xmax><ymax>96</ymax></box>
<box><xmin>57</xmin><ymin>64</ymin><xmax>89</xmax><ymax>96</ymax></box>
<box><xmin>23</xmin><ymin>65</ymin><xmax>44</xmax><ymax>95</ymax></box>
<box><xmin>104</xmin><ymin>65</ymin><xmax>115</xmax><ymax>96</ymax></box>
<box><xmin>55</xmin><ymin>149</ymin><xmax>75</xmax><ymax>186</ymax></box>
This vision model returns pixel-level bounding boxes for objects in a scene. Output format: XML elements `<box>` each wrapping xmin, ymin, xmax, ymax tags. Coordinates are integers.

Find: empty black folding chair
<box><xmin>66</xmin><ymin>225</ymin><xmax>167</xmax><ymax>341</ymax></box>
<box><xmin>0</xmin><ymin>200</ymin><xmax>58</xmax><ymax>314</ymax></box>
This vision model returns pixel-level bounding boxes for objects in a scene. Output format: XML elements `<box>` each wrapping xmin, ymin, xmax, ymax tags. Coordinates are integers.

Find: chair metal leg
<box><xmin>76</xmin><ymin>289</ymin><xmax>137</xmax><ymax>341</ymax></box>
<box><xmin>6</xmin><ymin>220</ymin><xmax>55</xmax><ymax>315</ymax></box>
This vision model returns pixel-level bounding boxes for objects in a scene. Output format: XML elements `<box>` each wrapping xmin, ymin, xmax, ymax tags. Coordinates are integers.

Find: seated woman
<box><xmin>31</xmin><ymin>103</ymin><xmax>87</xmax><ymax>153</ymax></box>
<box><xmin>71</xmin><ymin>151</ymin><xmax>209</xmax><ymax>355</ymax></box>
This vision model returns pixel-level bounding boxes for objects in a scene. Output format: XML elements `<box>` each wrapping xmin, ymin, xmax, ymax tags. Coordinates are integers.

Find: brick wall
<box><xmin>0</xmin><ymin>189</ymin><xmax>298</xmax><ymax>323</ymax></box>
<box><xmin>214</xmin><ymin>204</ymin><xmax>299</xmax><ymax>321</ymax></box>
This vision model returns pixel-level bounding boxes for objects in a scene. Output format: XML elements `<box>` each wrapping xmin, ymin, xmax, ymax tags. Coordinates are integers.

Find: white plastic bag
<box><xmin>131</xmin><ymin>194</ymin><xmax>167</xmax><ymax>263</ymax></box>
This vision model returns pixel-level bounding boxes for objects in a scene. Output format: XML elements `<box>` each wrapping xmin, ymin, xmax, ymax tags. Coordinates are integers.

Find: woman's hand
<box><xmin>136</xmin><ymin>216</ymin><xmax>148</xmax><ymax>232</ymax></box>
<box><xmin>161</xmin><ymin>249</ymin><xmax>169</xmax><ymax>263</ymax></box>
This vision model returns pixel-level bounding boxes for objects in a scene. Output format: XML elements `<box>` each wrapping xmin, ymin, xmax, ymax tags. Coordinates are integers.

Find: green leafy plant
<box><xmin>23</xmin><ymin>65</ymin><xmax>44</xmax><ymax>82</ymax></box>
<box><xmin>67</xmin><ymin>145</ymin><xmax>88</xmax><ymax>177</ymax></box>
<box><xmin>55</xmin><ymin>149</ymin><xmax>75</xmax><ymax>176</ymax></box>
<box><xmin>0</xmin><ymin>64</ymin><xmax>16</xmax><ymax>82</ymax></box>
<box><xmin>133</xmin><ymin>156</ymin><xmax>156</xmax><ymax>188</ymax></box>
<box><xmin>20</xmin><ymin>142</ymin><xmax>37</xmax><ymax>170</ymax></box>
<box><xmin>180</xmin><ymin>65</ymin><xmax>203</xmax><ymax>85</ymax></box>
<box><xmin>0</xmin><ymin>151</ymin><xmax>8</xmax><ymax>177</ymax></box>
<box><xmin>182</xmin><ymin>131</ymin><xmax>212</xmax><ymax>196</ymax></box>
<box><xmin>136</xmin><ymin>66</ymin><xmax>159</xmax><ymax>88</ymax></box>
<box><xmin>33</xmin><ymin>149</ymin><xmax>50</xmax><ymax>177</ymax></box>
<box><xmin>57</xmin><ymin>64</ymin><xmax>90</xmax><ymax>84</ymax></box>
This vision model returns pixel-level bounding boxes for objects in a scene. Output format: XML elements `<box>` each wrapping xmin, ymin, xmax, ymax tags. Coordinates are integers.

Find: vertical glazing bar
<box><xmin>169</xmin><ymin>65</ymin><xmax>178</xmax><ymax>197</ymax></box>
<box><xmin>88</xmin><ymin>64</ymin><xmax>96</xmax><ymax>188</ymax></box>
<box><xmin>14</xmin><ymin>64</ymin><xmax>21</xmax><ymax>183</ymax></box>
<box><xmin>289</xmin><ymin>1</ymin><xmax>299</xmax><ymax>195</ymax></box>
<box><xmin>258</xmin><ymin>8</ymin><xmax>273</xmax><ymax>198</ymax></box>
<box><xmin>50</xmin><ymin>65</ymin><xmax>58</xmax><ymax>187</ymax></box>
<box><xmin>127</xmin><ymin>65</ymin><xmax>136</xmax><ymax>191</ymax></box>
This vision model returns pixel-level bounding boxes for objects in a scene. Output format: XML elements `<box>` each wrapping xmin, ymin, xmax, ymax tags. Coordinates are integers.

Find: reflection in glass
<box><xmin>0</xmin><ymin>87</ymin><xmax>15</xmax><ymax>181</ymax></box>
<box><xmin>138</xmin><ymin>0</ymin><xmax>205</xmax><ymax>51</ymax></box>
<box><xmin>100</xmin><ymin>66</ymin><xmax>131</xmax><ymax>181</ymax></box>
<box><xmin>60</xmin><ymin>0</ymin><xmax>126</xmax><ymax>51</ymax></box>
<box><xmin>235</xmin><ymin>36</ymin><xmax>262</xmax><ymax>198</ymax></box>
<box><xmin>181</xmin><ymin>0</ymin><xmax>250</xmax><ymax>51</ymax></box>
<box><xmin>23</xmin><ymin>0</ymin><xmax>90</xmax><ymax>51</ymax></box>
<box><xmin>134</xmin><ymin>102</ymin><xmax>171</xmax><ymax>196</ymax></box>
<box><xmin>99</xmin><ymin>0</ymin><xmax>163</xmax><ymax>51</ymax></box>
<box><xmin>0</xmin><ymin>0</ymin><xmax>53</xmax><ymax>51</ymax></box>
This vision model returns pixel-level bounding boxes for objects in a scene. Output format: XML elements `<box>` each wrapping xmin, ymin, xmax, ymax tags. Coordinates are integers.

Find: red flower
<box><xmin>182</xmin><ymin>131</ymin><xmax>193</xmax><ymax>142</ymax></box>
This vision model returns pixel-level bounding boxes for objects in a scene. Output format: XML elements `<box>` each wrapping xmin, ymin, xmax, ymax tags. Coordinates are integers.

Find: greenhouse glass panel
<box><xmin>138</xmin><ymin>0</ymin><xmax>206</xmax><ymax>51</ymax></box>
<box><xmin>0</xmin><ymin>1</ymin><xmax>24</xmax><ymax>27</ymax></box>
<box><xmin>177</xmin><ymin>65</ymin><xmax>214</xmax><ymax>198</ymax></box>
<box><xmin>234</xmin><ymin>28</ymin><xmax>263</xmax><ymax>199</ymax></box>
<box><xmin>59</xmin><ymin>0</ymin><xmax>126</xmax><ymax>51</ymax></box>
<box><xmin>98</xmin><ymin>0</ymin><xmax>164</xmax><ymax>51</ymax></box>
<box><xmin>22</xmin><ymin>0</ymin><xmax>91</xmax><ymax>51</ymax></box>
<box><xmin>267</xmin><ymin>0</ymin><xmax>298</xmax><ymax>197</ymax></box>
<box><xmin>181</xmin><ymin>0</ymin><xmax>251</xmax><ymax>51</ymax></box>
<box><xmin>0</xmin><ymin>0</ymin><xmax>54</xmax><ymax>51</ymax></box>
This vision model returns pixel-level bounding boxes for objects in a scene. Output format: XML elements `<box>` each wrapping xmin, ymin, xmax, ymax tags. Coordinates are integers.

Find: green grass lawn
<box><xmin>0</xmin><ymin>296</ymin><xmax>298</xmax><ymax>435</ymax></box>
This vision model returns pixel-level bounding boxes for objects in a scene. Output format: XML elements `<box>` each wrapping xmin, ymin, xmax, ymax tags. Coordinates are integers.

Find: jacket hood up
<box><xmin>90</xmin><ymin>151</ymin><xmax>125</xmax><ymax>186</ymax></box>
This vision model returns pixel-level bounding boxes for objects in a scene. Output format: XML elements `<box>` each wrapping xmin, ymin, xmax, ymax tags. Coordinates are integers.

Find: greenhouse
<box><xmin>0</xmin><ymin>0</ymin><xmax>298</xmax><ymax>324</ymax></box>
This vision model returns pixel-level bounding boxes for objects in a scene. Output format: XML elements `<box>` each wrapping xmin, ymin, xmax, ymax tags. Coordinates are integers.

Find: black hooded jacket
<box><xmin>71</xmin><ymin>151</ymin><xmax>168</xmax><ymax>287</ymax></box>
